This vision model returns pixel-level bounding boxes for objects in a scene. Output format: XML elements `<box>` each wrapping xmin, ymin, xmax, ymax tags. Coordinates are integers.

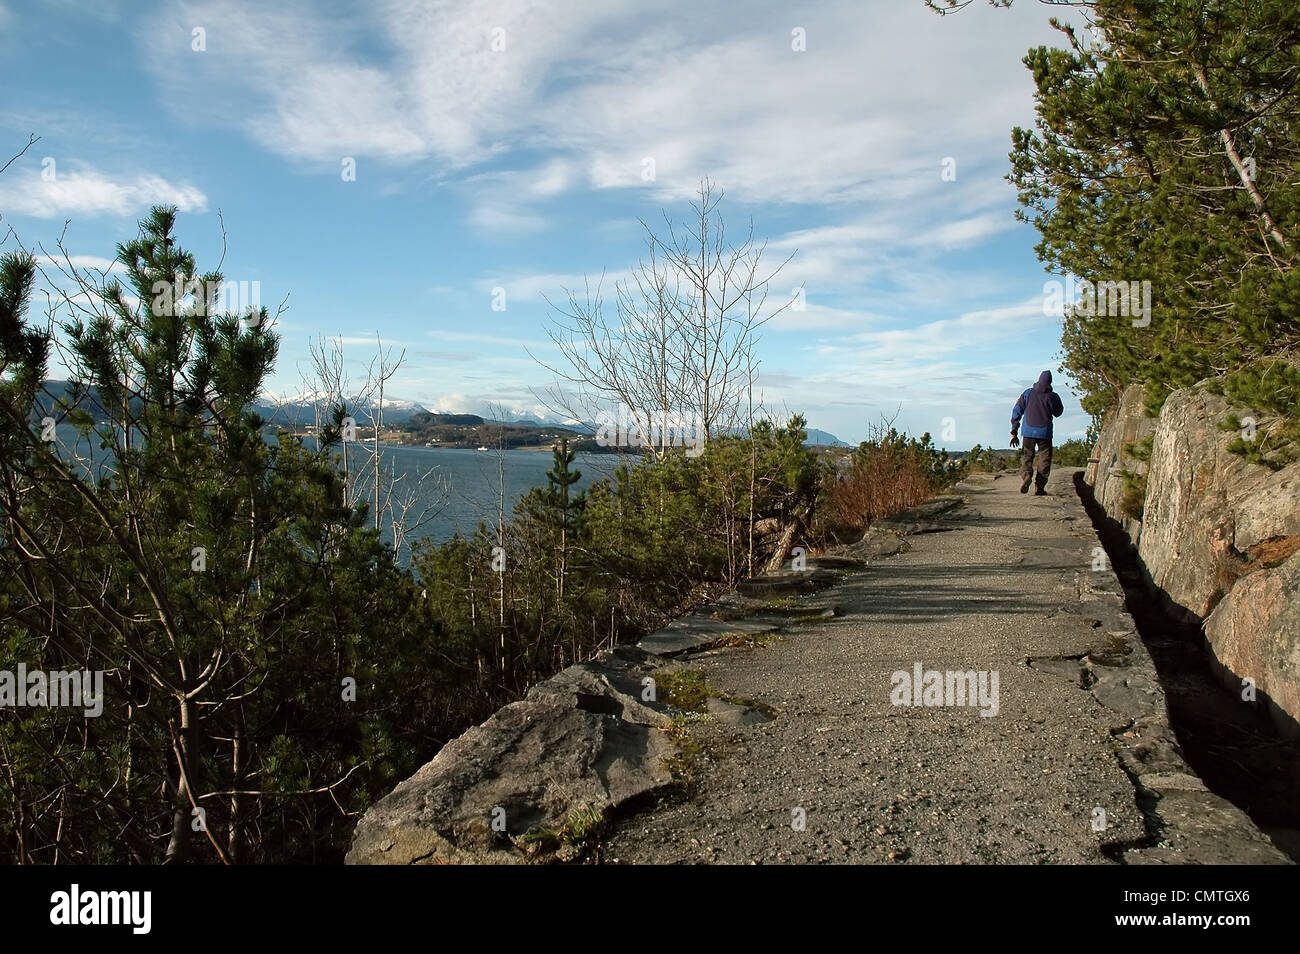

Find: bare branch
<box><xmin>0</xmin><ymin>133</ymin><xmax>39</xmax><ymax>177</ymax></box>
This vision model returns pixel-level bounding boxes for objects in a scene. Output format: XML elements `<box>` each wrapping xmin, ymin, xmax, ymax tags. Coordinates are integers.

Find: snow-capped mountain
<box><xmin>254</xmin><ymin>391</ymin><xmax>430</xmax><ymax>425</ymax></box>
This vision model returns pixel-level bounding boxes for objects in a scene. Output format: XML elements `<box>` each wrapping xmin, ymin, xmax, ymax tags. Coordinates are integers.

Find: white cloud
<box><xmin>921</xmin><ymin>212</ymin><xmax>1017</xmax><ymax>249</ymax></box>
<box><xmin>426</xmin><ymin>328</ymin><xmax>555</xmax><ymax>351</ymax></box>
<box><xmin>768</xmin><ymin>303</ymin><xmax>884</xmax><ymax>332</ymax></box>
<box><xmin>35</xmin><ymin>253</ymin><xmax>125</xmax><ymax>275</ymax></box>
<box><xmin>476</xmin><ymin>269</ymin><xmax>635</xmax><ymax>304</ymax></box>
<box><xmin>835</xmin><ymin>299</ymin><xmax>1051</xmax><ymax>361</ymax></box>
<box><xmin>458</xmin><ymin>158</ymin><xmax>582</xmax><ymax>234</ymax></box>
<box><xmin>329</xmin><ymin>335</ymin><xmax>409</xmax><ymax>347</ymax></box>
<box><xmin>466</xmin><ymin>202</ymin><xmax>547</xmax><ymax>235</ymax></box>
<box><xmin>429</xmin><ymin>392</ymin><xmax>478</xmax><ymax>414</ymax></box>
<box><xmin>428</xmin><ymin>391</ymin><xmax>556</xmax><ymax>421</ymax></box>
<box><xmin>142</xmin><ymin>0</ymin><xmax>1078</xmax><ymax>212</ymax></box>
<box><xmin>0</xmin><ymin>166</ymin><xmax>207</xmax><ymax>218</ymax></box>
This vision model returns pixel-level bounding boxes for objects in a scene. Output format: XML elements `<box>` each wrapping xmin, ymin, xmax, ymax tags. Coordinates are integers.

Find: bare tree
<box><xmin>0</xmin><ymin>134</ymin><xmax>39</xmax><ymax>249</ymax></box>
<box><xmin>306</xmin><ymin>334</ymin><xmax>353</xmax><ymax>504</ymax></box>
<box><xmin>385</xmin><ymin>459</ymin><xmax>448</xmax><ymax>562</ymax></box>
<box><xmin>467</xmin><ymin>402</ymin><xmax>512</xmax><ymax>677</ymax></box>
<box><xmin>359</xmin><ymin>331</ymin><xmax>406</xmax><ymax>533</ymax></box>
<box><xmin>533</xmin><ymin>179</ymin><xmax>795</xmax><ymax>456</ymax></box>
<box><xmin>744</xmin><ymin>351</ymin><xmax>765</xmax><ymax>577</ymax></box>
<box><xmin>304</xmin><ymin>334</ymin><xmax>446</xmax><ymax>559</ymax></box>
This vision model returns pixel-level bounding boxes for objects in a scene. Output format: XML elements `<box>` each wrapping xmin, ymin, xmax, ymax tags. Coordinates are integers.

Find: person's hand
<box><xmin>1009</xmin><ymin>433</ymin><xmax>1020</xmax><ymax>448</ymax></box>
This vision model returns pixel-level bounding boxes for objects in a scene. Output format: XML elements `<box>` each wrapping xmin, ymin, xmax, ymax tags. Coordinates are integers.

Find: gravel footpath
<box><xmin>599</xmin><ymin>469</ymin><xmax>1180</xmax><ymax>864</ymax></box>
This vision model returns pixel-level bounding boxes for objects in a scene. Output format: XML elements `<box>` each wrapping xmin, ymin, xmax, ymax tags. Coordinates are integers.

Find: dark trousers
<box><xmin>1020</xmin><ymin>437</ymin><xmax>1053</xmax><ymax>490</ymax></box>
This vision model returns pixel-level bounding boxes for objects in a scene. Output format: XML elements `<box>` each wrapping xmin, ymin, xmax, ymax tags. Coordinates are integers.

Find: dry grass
<box><xmin>1246</xmin><ymin>534</ymin><xmax>1300</xmax><ymax>568</ymax></box>
<box><xmin>1209</xmin><ymin>547</ymin><xmax>1249</xmax><ymax>613</ymax></box>
<box><xmin>826</xmin><ymin>448</ymin><xmax>937</xmax><ymax>535</ymax></box>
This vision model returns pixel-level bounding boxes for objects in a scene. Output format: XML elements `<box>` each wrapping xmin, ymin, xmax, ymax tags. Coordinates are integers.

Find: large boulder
<box><xmin>1203</xmin><ymin>551</ymin><xmax>1300</xmax><ymax>737</ymax></box>
<box><xmin>1138</xmin><ymin>385</ymin><xmax>1300</xmax><ymax>621</ymax></box>
<box><xmin>345</xmin><ymin>646</ymin><xmax>678</xmax><ymax>864</ymax></box>
<box><xmin>1086</xmin><ymin>382</ymin><xmax>1155</xmax><ymax>543</ymax></box>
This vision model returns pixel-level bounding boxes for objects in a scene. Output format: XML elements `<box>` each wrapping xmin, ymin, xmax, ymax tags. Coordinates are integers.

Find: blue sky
<box><xmin>0</xmin><ymin>0</ymin><xmax>1091</xmax><ymax>449</ymax></box>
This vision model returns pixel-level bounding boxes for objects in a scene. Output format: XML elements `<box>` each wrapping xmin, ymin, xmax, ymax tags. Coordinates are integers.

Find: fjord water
<box><xmin>356</xmin><ymin>443</ymin><xmax>619</xmax><ymax>555</ymax></box>
<box><xmin>53</xmin><ymin>426</ymin><xmax>619</xmax><ymax>560</ymax></box>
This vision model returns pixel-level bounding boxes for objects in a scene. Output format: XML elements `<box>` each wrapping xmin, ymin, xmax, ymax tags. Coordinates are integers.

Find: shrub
<box><xmin>1054</xmin><ymin>438</ymin><xmax>1092</xmax><ymax>467</ymax></box>
<box><xmin>824</xmin><ymin>427</ymin><xmax>955</xmax><ymax>535</ymax></box>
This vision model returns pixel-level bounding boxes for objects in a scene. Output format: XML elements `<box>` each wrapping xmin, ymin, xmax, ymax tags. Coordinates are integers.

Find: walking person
<box><xmin>1009</xmin><ymin>370</ymin><xmax>1064</xmax><ymax>496</ymax></box>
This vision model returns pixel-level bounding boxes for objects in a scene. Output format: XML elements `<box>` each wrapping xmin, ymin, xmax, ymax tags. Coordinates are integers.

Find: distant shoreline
<box><xmin>276</xmin><ymin>433</ymin><xmax>620</xmax><ymax>454</ymax></box>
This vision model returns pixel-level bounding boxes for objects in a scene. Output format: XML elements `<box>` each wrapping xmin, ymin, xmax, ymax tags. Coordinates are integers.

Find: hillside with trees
<box><xmin>397</xmin><ymin>411</ymin><xmax>585</xmax><ymax>449</ymax></box>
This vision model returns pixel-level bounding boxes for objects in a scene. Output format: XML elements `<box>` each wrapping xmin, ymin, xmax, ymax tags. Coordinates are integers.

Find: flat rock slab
<box><xmin>878</xmin><ymin>494</ymin><xmax>966</xmax><ymax>523</ymax></box>
<box><xmin>706</xmin><ymin>696</ymin><xmax>776</xmax><ymax>727</ymax></box>
<box><xmin>528</xmin><ymin>648</ymin><xmax>678</xmax><ymax>726</ymax></box>
<box><xmin>639</xmin><ymin>616</ymin><xmax>780</xmax><ymax>656</ymax></box>
<box><xmin>736</xmin><ymin>567</ymin><xmax>837</xmax><ymax>597</ymax></box>
<box><xmin>1027</xmin><ymin>656</ymin><xmax>1087</xmax><ymax>687</ymax></box>
<box><xmin>832</xmin><ymin>527</ymin><xmax>907</xmax><ymax>562</ymax></box>
<box><xmin>1088</xmin><ymin>665</ymin><xmax>1162</xmax><ymax>721</ymax></box>
<box><xmin>871</xmin><ymin>495</ymin><xmax>967</xmax><ymax>533</ymax></box>
<box><xmin>804</xmin><ymin>555</ymin><xmax>864</xmax><ymax>571</ymax></box>
<box><xmin>1124</xmin><ymin>787</ymin><xmax>1292</xmax><ymax>865</ymax></box>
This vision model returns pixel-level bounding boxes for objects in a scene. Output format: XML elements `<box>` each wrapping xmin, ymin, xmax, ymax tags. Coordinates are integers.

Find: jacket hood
<box><xmin>1033</xmin><ymin>370</ymin><xmax>1053</xmax><ymax>393</ymax></box>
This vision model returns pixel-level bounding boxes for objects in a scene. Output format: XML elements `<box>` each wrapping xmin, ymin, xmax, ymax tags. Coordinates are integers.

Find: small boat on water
<box><xmin>476</xmin><ymin>446</ymin><xmax>489</xmax><ymax>451</ymax></box>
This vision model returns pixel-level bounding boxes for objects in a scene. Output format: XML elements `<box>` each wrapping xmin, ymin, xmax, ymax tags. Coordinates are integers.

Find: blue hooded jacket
<box><xmin>1011</xmin><ymin>370</ymin><xmax>1064</xmax><ymax>441</ymax></box>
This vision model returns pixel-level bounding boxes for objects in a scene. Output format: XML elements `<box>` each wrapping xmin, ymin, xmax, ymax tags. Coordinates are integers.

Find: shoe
<box><xmin>1034</xmin><ymin>489</ymin><xmax>1048</xmax><ymax>496</ymax></box>
<box><xmin>1020</xmin><ymin>476</ymin><xmax>1032</xmax><ymax>494</ymax></box>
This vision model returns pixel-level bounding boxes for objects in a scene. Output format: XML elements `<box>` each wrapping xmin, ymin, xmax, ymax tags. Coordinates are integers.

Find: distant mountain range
<box><xmin>33</xmin><ymin>381</ymin><xmax>850</xmax><ymax>446</ymax></box>
<box><xmin>804</xmin><ymin>428</ymin><xmax>850</xmax><ymax>447</ymax></box>
<box><xmin>252</xmin><ymin>392</ymin><xmax>430</xmax><ymax>428</ymax></box>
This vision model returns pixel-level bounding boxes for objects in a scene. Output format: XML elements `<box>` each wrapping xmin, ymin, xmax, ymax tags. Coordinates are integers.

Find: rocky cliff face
<box><xmin>1086</xmin><ymin>380</ymin><xmax>1300</xmax><ymax>736</ymax></box>
<box><xmin>1204</xmin><ymin>552</ymin><xmax>1300</xmax><ymax>737</ymax></box>
<box><xmin>1089</xmin><ymin>383</ymin><xmax>1157</xmax><ymax>541</ymax></box>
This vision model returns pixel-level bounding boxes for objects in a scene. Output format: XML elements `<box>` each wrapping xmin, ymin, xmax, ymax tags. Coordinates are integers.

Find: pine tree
<box><xmin>545</xmin><ymin>438</ymin><xmax>582</xmax><ymax>602</ymax></box>
<box><xmin>1003</xmin><ymin>0</ymin><xmax>1299</xmax><ymax>464</ymax></box>
<box><xmin>0</xmin><ymin>207</ymin><xmax>435</xmax><ymax>863</ymax></box>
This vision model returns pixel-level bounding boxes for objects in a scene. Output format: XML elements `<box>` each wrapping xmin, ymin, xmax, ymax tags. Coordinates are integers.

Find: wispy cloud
<box><xmin>476</xmin><ymin>269</ymin><xmax>635</xmax><ymax>304</ymax></box>
<box><xmin>466</xmin><ymin>203</ymin><xmax>547</xmax><ymax>235</ymax></box>
<box><xmin>35</xmin><ymin>253</ymin><xmax>126</xmax><ymax>275</ymax></box>
<box><xmin>426</xmin><ymin>328</ymin><xmax>555</xmax><ymax>351</ymax></box>
<box><xmin>0</xmin><ymin>165</ymin><xmax>207</xmax><ymax>218</ymax></box>
<box><xmin>141</xmin><ymin>0</ymin><xmax>1063</xmax><ymax>212</ymax></box>
<box><xmin>921</xmin><ymin>212</ymin><xmax>1018</xmax><ymax>249</ymax></box>
<box><xmin>768</xmin><ymin>303</ymin><xmax>884</xmax><ymax>332</ymax></box>
<box><xmin>835</xmin><ymin>299</ymin><xmax>1051</xmax><ymax>361</ymax></box>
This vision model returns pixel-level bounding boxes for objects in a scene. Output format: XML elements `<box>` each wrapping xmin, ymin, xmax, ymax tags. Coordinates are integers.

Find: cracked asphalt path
<box><xmin>599</xmin><ymin>468</ymin><xmax>1149</xmax><ymax>864</ymax></box>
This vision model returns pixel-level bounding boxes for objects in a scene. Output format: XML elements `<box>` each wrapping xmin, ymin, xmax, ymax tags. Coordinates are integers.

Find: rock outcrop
<box><xmin>1089</xmin><ymin>383</ymin><xmax>1156</xmax><ymax>541</ymax></box>
<box><xmin>1138</xmin><ymin>386</ymin><xmax>1300</xmax><ymax>621</ymax></box>
<box><xmin>1086</xmin><ymin>379</ymin><xmax>1300</xmax><ymax>735</ymax></box>
<box><xmin>1203</xmin><ymin>551</ymin><xmax>1300</xmax><ymax>738</ymax></box>
<box><xmin>345</xmin><ymin>646</ymin><xmax>679</xmax><ymax>864</ymax></box>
